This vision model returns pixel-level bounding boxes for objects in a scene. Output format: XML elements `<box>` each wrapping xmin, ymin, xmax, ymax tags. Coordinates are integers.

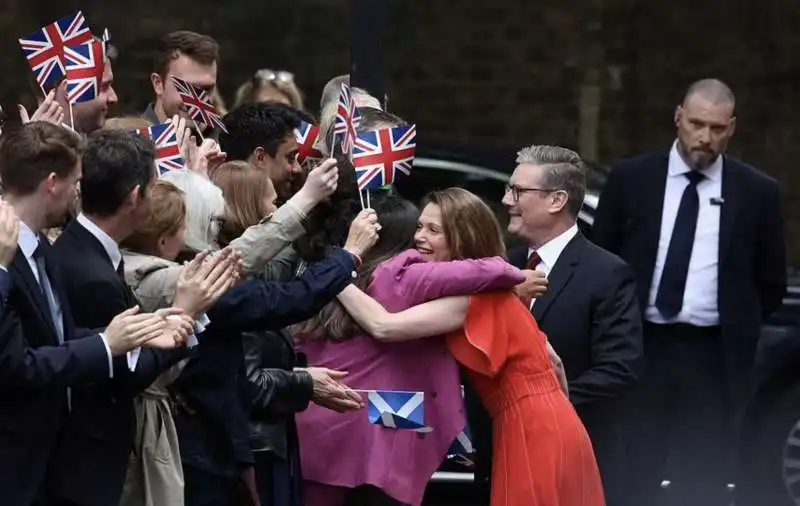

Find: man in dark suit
<box><xmin>48</xmin><ymin>130</ymin><xmax>224</xmax><ymax>506</ymax></box>
<box><xmin>0</xmin><ymin>122</ymin><xmax>174</xmax><ymax>506</ymax></box>
<box><xmin>592</xmin><ymin>79</ymin><xmax>787</xmax><ymax>506</ymax></box>
<box><xmin>502</xmin><ymin>144</ymin><xmax>643</xmax><ymax>506</ymax></box>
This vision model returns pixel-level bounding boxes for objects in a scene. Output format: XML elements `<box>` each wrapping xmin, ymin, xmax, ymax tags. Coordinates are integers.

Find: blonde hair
<box><xmin>210</xmin><ymin>160</ymin><xmax>273</xmax><ymax>246</ymax></box>
<box><xmin>122</xmin><ymin>180</ymin><xmax>186</xmax><ymax>255</ymax></box>
<box><xmin>103</xmin><ymin>116</ymin><xmax>152</xmax><ymax>131</ymax></box>
<box><xmin>421</xmin><ymin>188</ymin><xmax>506</xmax><ymax>259</ymax></box>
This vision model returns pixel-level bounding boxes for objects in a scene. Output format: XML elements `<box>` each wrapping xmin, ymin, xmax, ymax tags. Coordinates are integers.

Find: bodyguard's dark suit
<box><xmin>0</xmin><ymin>238</ymin><xmax>113</xmax><ymax>506</ymax></box>
<box><xmin>591</xmin><ymin>152</ymin><xmax>787</xmax><ymax>504</ymax></box>
<box><xmin>591</xmin><ymin>152</ymin><xmax>786</xmax><ymax>409</ymax></box>
<box><xmin>47</xmin><ymin>220</ymin><xmax>186</xmax><ymax>506</ymax></box>
<box><xmin>508</xmin><ymin>233</ymin><xmax>643</xmax><ymax>505</ymax></box>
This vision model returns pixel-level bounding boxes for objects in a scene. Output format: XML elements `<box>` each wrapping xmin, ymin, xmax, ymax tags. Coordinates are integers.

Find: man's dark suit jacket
<box><xmin>591</xmin><ymin>152</ymin><xmax>787</xmax><ymax>406</ymax></box>
<box><xmin>0</xmin><ymin>238</ymin><xmax>113</xmax><ymax>506</ymax></box>
<box><xmin>47</xmin><ymin>220</ymin><xmax>185</xmax><ymax>506</ymax></box>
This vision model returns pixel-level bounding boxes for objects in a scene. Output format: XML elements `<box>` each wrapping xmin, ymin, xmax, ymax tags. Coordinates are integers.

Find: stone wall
<box><xmin>2</xmin><ymin>0</ymin><xmax>798</xmax><ymax>263</ymax></box>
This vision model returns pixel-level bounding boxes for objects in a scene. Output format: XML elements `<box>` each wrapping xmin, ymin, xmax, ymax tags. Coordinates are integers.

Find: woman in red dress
<box><xmin>335</xmin><ymin>188</ymin><xmax>605</xmax><ymax>506</ymax></box>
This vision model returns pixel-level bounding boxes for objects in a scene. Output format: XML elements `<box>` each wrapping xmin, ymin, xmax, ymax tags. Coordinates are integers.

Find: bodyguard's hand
<box><xmin>343</xmin><ymin>209</ymin><xmax>381</xmax><ymax>259</ymax></box>
<box><xmin>0</xmin><ymin>201</ymin><xmax>19</xmax><ymax>269</ymax></box>
<box><xmin>105</xmin><ymin>306</ymin><xmax>169</xmax><ymax>356</ymax></box>
<box><xmin>299</xmin><ymin>158</ymin><xmax>339</xmax><ymax>202</ymax></box>
<box><xmin>514</xmin><ymin>269</ymin><xmax>548</xmax><ymax>302</ymax></box>
<box><xmin>306</xmin><ymin>367</ymin><xmax>365</xmax><ymax>413</ymax></box>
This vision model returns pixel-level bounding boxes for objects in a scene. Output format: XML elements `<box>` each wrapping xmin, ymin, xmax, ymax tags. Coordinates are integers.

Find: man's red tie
<box><xmin>521</xmin><ymin>251</ymin><xmax>542</xmax><ymax>308</ymax></box>
<box><xmin>526</xmin><ymin>251</ymin><xmax>542</xmax><ymax>270</ymax></box>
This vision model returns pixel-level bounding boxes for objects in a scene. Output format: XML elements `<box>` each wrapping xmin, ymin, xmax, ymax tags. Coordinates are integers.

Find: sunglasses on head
<box><xmin>253</xmin><ymin>69</ymin><xmax>294</xmax><ymax>86</ymax></box>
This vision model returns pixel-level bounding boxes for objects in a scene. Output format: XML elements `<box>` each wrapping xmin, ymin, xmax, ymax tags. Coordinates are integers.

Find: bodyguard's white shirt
<box><xmin>527</xmin><ymin>224</ymin><xmax>579</xmax><ymax>308</ymax></box>
<box><xmin>645</xmin><ymin>141</ymin><xmax>722</xmax><ymax>326</ymax></box>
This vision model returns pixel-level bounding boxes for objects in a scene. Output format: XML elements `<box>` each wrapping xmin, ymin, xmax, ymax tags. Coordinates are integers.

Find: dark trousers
<box><xmin>627</xmin><ymin>323</ymin><xmax>733</xmax><ymax>506</ymax></box>
<box><xmin>184</xmin><ymin>465</ymin><xmax>240</xmax><ymax>506</ymax></box>
<box><xmin>254</xmin><ymin>452</ymin><xmax>296</xmax><ymax>506</ymax></box>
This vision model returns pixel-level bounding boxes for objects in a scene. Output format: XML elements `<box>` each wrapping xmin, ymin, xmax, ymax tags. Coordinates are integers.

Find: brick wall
<box><xmin>2</xmin><ymin>0</ymin><xmax>798</xmax><ymax>263</ymax></box>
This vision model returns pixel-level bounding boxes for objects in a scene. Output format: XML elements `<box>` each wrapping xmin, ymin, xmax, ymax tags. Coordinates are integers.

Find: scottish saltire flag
<box><xmin>295</xmin><ymin>121</ymin><xmax>323</xmax><ymax>166</ymax></box>
<box><xmin>64</xmin><ymin>39</ymin><xmax>105</xmax><ymax>104</ymax></box>
<box><xmin>448</xmin><ymin>425</ymin><xmax>474</xmax><ymax>456</ymax></box>
<box><xmin>367</xmin><ymin>390</ymin><xmax>431</xmax><ymax>433</ymax></box>
<box><xmin>171</xmin><ymin>76</ymin><xmax>228</xmax><ymax>133</ymax></box>
<box><xmin>353</xmin><ymin>124</ymin><xmax>416</xmax><ymax>191</ymax></box>
<box><xmin>333</xmin><ymin>83</ymin><xmax>361</xmax><ymax>156</ymax></box>
<box><xmin>135</xmin><ymin>122</ymin><xmax>185</xmax><ymax>176</ymax></box>
<box><xmin>19</xmin><ymin>11</ymin><xmax>93</xmax><ymax>90</ymax></box>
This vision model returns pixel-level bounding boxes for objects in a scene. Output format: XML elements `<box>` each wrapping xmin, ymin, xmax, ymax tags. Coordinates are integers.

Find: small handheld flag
<box><xmin>353</xmin><ymin>124</ymin><xmax>417</xmax><ymax>191</ymax></box>
<box><xmin>366</xmin><ymin>390</ymin><xmax>432</xmax><ymax>433</ymax></box>
<box><xmin>134</xmin><ymin>122</ymin><xmax>186</xmax><ymax>176</ymax></box>
<box><xmin>64</xmin><ymin>39</ymin><xmax>105</xmax><ymax>104</ymax></box>
<box><xmin>333</xmin><ymin>83</ymin><xmax>361</xmax><ymax>157</ymax></box>
<box><xmin>295</xmin><ymin>121</ymin><xmax>324</xmax><ymax>167</ymax></box>
<box><xmin>19</xmin><ymin>11</ymin><xmax>93</xmax><ymax>91</ymax></box>
<box><xmin>171</xmin><ymin>75</ymin><xmax>228</xmax><ymax>134</ymax></box>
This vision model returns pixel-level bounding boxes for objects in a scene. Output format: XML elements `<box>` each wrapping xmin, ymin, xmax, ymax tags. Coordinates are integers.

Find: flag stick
<box><xmin>68</xmin><ymin>103</ymin><xmax>74</xmax><ymax>130</ymax></box>
<box><xmin>358</xmin><ymin>189</ymin><xmax>366</xmax><ymax>210</ymax></box>
<box><xmin>366</xmin><ymin>190</ymin><xmax>371</xmax><ymax>209</ymax></box>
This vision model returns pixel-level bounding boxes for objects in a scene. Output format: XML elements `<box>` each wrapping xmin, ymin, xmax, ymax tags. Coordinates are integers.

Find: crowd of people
<box><xmin>0</xmin><ymin>22</ymin><xmax>788</xmax><ymax>506</ymax></box>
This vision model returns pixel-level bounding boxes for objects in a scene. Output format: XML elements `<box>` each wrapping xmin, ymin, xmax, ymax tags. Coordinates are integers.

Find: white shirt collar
<box><xmin>668</xmin><ymin>140</ymin><xmax>723</xmax><ymax>181</ymax></box>
<box><xmin>77</xmin><ymin>213</ymin><xmax>122</xmax><ymax>270</ymax></box>
<box><xmin>18</xmin><ymin>221</ymin><xmax>40</xmax><ymax>260</ymax></box>
<box><xmin>527</xmin><ymin>224</ymin><xmax>579</xmax><ymax>271</ymax></box>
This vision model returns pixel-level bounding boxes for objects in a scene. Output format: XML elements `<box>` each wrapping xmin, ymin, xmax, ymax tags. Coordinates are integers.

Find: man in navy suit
<box><xmin>0</xmin><ymin>122</ymin><xmax>176</xmax><ymax>506</ymax></box>
<box><xmin>592</xmin><ymin>79</ymin><xmax>787</xmax><ymax>506</ymax></box>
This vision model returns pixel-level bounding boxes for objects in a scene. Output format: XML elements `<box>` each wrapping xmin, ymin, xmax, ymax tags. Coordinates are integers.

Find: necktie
<box><xmin>33</xmin><ymin>243</ymin><xmax>64</xmax><ymax>343</ymax></box>
<box><xmin>526</xmin><ymin>251</ymin><xmax>542</xmax><ymax>270</ymax></box>
<box><xmin>116</xmin><ymin>256</ymin><xmax>126</xmax><ymax>282</ymax></box>
<box><xmin>521</xmin><ymin>251</ymin><xmax>542</xmax><ymax>309</ymax></box>
<box><xmin>655</xmin><ymin>171</ymin><xmax>705</xmax><ymax>318</ymax></box>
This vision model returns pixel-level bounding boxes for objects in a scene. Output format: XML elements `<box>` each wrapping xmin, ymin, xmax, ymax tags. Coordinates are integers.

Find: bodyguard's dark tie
<box><xmin>655</xmin><ymin>170</ymin><xmax>705</xmax><ymax>318</ymax></box>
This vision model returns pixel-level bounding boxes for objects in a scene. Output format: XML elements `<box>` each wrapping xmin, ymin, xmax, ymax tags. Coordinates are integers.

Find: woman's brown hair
<box><xmin>211</xmin><ymin>160</ymin><xmax>274</xmax><ymax>246</ymax></box>
<box><xmin>421</xmin><ymin>187</ymin><xmax>506</xmax><ymax>260</ymax></box>
<box><xmin>121</xmin><ymin>180</ymin><xmax>186</xmax><ymax>255</ymax></box>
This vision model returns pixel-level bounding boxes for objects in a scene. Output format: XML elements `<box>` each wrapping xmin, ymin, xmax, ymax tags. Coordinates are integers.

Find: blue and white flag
<box><xmin>448</xmin><ymin>385</ymin><xmax>474</xmax><ymax>457</ymax></box>
<box><xmin>367</xmin><ymin>390</ymin><xmax>432</xmax><ymax>433</ymax></box>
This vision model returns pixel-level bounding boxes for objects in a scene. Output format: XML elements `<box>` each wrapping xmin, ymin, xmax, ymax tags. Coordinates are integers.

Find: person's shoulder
<box><xmin>725</xmin><ymin>156</ymin><xmax>779</xmax><ymax>189</ymax></box>
<box><xmin>608</xmin><ymin>151</ymin><xmax>668</xmax><ymax>178</ymax></box>
<box><xmin>579</xmin><ymin>235</ymin><xmax>633</xmax><ymax>272</ymax></box>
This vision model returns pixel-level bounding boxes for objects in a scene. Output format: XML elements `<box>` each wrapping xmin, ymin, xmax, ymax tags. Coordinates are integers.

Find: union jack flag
<box><xmin>353</xmin><ymin>124</ymin><xmax>417</xmax><ymax>191</ymax></box>
<box><xmin>170</xmin><ymin>76</ymin><xmax>228</xmax><ymax>134</ymax></box>
<box><xmin>64</xmin><ymin>39</ymin><xmax>105</xmax><ymax>104</ymax></box>
<box><xmin>135</xmin><ymin>122</ymin><xmax>185</xmax><ymax>176</ymax></box>
<box><xmin>19</xmin><ymin>11</ymin><xmax>93</xmax><ymax>90</ymax></box>
<box><xmin>295</xmin><ymin>121</ymin><xmax>323</xmax><ymax>167</ymax></box>
<box><xmin>333</xmin><ymin>83</ymin><xmax>361</xmax><ymax>157</ymax></box>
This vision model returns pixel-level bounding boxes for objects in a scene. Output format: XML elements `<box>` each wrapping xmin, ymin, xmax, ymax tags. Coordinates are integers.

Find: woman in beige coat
<box><xmin>118</xmin><ymin>159</ymin><xmax>339</xmax><ymax>506</ymax></box>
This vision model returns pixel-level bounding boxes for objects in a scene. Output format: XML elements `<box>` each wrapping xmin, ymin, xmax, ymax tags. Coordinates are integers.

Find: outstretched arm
<box><xmin>336</xmin><ymin>284</ymin><xmax>469</xmax><ymax>342</ymax></box>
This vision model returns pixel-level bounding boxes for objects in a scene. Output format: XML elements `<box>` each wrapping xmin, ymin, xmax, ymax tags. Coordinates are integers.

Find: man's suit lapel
<box><xmin>641</xmin><ymin>154</ymin><xmax>670</xmax><ymax>272</ymax></box>
<box><xmin>533</xmin><ymin>234</ymin><xmax>584</xmax><ymax>322</ymax></box>
<box><xmin>719</xmin><ymin>156</ymin><xmax>744</xmax><ymax>265</ymax></box>
<box><xmin>9</xmin><ymin>251</ymin><xmax>59</xmax><ymax>343</ymax></box>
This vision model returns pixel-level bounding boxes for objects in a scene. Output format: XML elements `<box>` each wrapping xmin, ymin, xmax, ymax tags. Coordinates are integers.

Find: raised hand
<box><xmin>0</xmin><ymin>201</ymin><xmax>19</xmax><ymax>269</ymax></box>
<box><xmin>174</xmin><ymin>248</ymin><xmax>241</xmax><ymax>317</ymax></box>
<box><xmin>19</xmin><ymin>88</ymin><xmax>65</xmax><ymax>126</ymax></box>
<box><xmin>105</xmin><ymin>306</ymin><xmax>170</xmax><ymax>356</ymax></box>
<box><xmin>343</xmin><ymin>209</ymin><xmax>381</xmax><ymax>259</ymax></box>
<box><xmin>299</xmin><ymin>158</ymin><xmax>339</xmax><ymax>202</ymax></box>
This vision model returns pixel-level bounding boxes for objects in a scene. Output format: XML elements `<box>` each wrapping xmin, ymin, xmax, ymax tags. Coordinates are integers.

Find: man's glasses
<box><xmin>253</xmin><ymin>69</ymin><xmax>295</xmax><ymax>86</ymax></box>
<box><xmin>504</xmin><ymin>184</ymin><xmax>559</xmax><ymax>202</ymax></box>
